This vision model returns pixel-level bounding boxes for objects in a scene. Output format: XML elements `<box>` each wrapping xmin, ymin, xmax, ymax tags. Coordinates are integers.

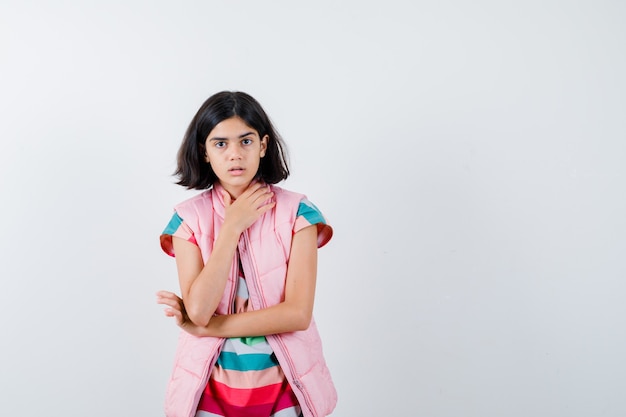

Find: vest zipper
<box><xmin>239</xmin><ymin>230</ymin><xmax>317</xmax><ymax>417</ymax></box>
<box><xmin>270</xmin><ymin>334</ymin><xmax>317</xmax><ymax>417</ymax></box>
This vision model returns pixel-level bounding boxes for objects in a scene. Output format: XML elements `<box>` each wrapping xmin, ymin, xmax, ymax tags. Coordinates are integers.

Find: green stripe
<box><xmin>297</xmin><ymin>201</ymin><xmax>325</xmax><ymax>225</ymax></box>
<box><xmin>163</xmin><ymin>212</ymin><xmax>183</xmax><ymax>235</ymax></box>
<box><xmin>216</xmin><ymin>352</ymin><xmax>278</xmax><ymax>371</ymax></box>
<box><xmin>240</xmin><ymin>336</ymin><xmax>267</xmax><ymax>346</ymax></box>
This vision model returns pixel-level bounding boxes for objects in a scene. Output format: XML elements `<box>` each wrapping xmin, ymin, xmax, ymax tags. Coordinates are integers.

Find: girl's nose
<box><xmin>228</xmin><ymin>144</ymin><xmax>243</xmax><ymax>160</ymax></box>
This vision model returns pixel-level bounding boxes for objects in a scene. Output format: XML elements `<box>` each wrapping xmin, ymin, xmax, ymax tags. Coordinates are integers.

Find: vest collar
<box><xmin>210</xmin><ymin>182</ymin><xmax>226</xmax><ymax>219</ymax></box>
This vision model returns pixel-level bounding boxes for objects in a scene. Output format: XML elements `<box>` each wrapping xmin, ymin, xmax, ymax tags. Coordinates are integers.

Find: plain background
<box><xmin>1</xmin><ymin>1</ymin><xmax>625</xmax><ymax>416</ymax></box>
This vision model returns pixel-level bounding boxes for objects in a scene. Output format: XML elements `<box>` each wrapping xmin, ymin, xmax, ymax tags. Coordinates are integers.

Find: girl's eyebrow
<box><xmin>209</xmin><ymin>132</ymin><xmax>256</xmax><ymax>141</ymax></box>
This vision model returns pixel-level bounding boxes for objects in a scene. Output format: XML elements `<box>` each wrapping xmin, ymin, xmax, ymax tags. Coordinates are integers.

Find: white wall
<box><xmin>1</xmin><ymin>1</ymin><xmax>625</xmax><ymax>416</ymax></box>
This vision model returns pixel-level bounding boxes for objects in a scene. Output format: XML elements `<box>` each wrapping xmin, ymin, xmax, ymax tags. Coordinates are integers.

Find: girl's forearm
<box><xmin>185</xmin><ymin>225</ymin><xmax>241</xmax><ymax>326</ymax></box>
<box><xmin>195</xmin><ymin>302</ymin><xmax>312</xmax><ymax>338</ymax></box>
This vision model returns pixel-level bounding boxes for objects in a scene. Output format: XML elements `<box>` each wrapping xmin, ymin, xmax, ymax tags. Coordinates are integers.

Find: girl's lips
<box><xmin>229</xmin><ymin>168</ymin><xmax>245</xmax><ymax>176</ymax></box>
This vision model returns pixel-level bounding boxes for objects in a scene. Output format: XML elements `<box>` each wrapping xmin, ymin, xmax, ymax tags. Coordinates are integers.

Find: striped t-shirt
<box><xmin>162</xmin><ymin>198</ymin><xmax>330</xmax><ymax>417</ymax></box>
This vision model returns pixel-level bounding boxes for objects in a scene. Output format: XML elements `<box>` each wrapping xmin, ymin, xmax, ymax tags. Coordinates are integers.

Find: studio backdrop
<box><xmin>1</xmin><ymin>1</ymin><xmax>625</xmax><ymax>416</ymax></box>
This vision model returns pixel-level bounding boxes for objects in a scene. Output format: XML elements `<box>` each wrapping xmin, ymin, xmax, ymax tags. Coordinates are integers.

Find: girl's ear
<box><xmin>260</xmin><ymin>135</ymin><xmax>269</xmax><ymax>157</ymax></box>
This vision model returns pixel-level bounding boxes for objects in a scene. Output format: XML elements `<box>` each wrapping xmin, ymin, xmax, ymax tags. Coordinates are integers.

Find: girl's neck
<box><xmin>217</xmin><ymin>181</ymin><xmax>250</xmax><ymax>200</ymax></box>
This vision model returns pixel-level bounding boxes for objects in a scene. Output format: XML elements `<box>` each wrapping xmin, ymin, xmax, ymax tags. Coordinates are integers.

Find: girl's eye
<box><xmin>242</xmin><ymin>138</ymin><xmax>253</xmax><ymax>145</ymax></box>
<box><xmin>215</xmin><ymin>141</ymin><xmax>226</xmax><ymax>148</ymax></box>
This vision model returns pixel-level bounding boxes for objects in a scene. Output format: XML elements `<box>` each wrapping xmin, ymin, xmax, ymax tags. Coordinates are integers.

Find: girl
<box><xmin>156</xmin><ymin>91</ymin><xmax>337</xmax><ymax>417</ymax></box>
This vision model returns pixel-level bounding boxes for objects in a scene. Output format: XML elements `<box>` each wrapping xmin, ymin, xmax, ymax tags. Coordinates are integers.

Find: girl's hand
<box><xmin>156</xmin><ymin>290</ymin><xmax>209</xmax><ymax>337</ymax></box>
<box><xmin>222</xmin><ymin>183</ymin><xmax>275</xmax><ymax>234</ymax></box>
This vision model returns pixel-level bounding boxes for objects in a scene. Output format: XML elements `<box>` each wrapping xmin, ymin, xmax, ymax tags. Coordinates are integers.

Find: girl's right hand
<box><xmin>156</xmin><ymin>290</ymin><xmax>208</xmax><ymax>337</ymax></box>
<box><xmin>221</xmin><ymin>183</ymin><xmax>275</xmax><ymax>234</ymax></box>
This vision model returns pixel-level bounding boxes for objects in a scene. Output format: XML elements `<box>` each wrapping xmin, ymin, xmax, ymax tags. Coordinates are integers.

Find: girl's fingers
<box><xmin>156</xmin><ymin>291</ymin><xmax>182</xmax><ymax>301</ymax></box>
<box><xmin>158</xmin><ymin>298</ymin><xmax>181</xmax><ymax>309</ymax></box>
<box><xmin>166</xmin><ymin>309</ymin><xmax>184</xmax><ymax>326</ymax></box>
<box><xmin>156</xmin><ymin>290</ymin><xmax>179</xmax><ymax>299</ymax></box>
<box><xmin>165</xmin><ymin>308</ymin><xmax>181</xmax><ymax>319</ymax></box>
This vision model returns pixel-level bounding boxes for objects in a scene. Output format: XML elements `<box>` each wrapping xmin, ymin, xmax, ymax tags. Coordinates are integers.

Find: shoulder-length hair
<box><xmin>174</xmin><ymin>91</ymin><xmax>290</xmax><ymax>189</ymax></box>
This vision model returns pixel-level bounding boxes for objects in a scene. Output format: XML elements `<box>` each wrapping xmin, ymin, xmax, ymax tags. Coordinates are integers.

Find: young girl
<box><xmin>156</xmin><ymin>91</ymin><xmax>337</xmax><ymax>417</ymax></box>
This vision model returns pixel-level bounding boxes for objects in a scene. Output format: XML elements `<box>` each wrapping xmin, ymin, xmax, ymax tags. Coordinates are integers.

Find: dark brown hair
<box><xmin>174</xmin><ymin>91</ymin><xmax>289</xmax><ymax>189</ymax></box>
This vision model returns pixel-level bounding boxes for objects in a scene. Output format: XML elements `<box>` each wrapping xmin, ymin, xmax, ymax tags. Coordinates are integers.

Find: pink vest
<box><xmin>160</xmin><ymin>183</ymin><xmax>337</xmax><ymax>417</ymax></box>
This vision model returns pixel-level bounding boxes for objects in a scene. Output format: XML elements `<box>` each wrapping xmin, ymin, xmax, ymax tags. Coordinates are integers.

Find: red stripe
<box><xmin>200</xmin><ymin>379</ymin><xmax>280</xmax><ymax>407</ymax></box>
<box><xmin>198</xmin><ymin>401</ymin><xmax>273</xmax><ymax>417</ymax></box>
<box><xmin>273</xmin><ymin>381</ymin><xmax>301</xmax><ymax>412</ymax></box>
<box><xmin>197</xmin><ymin>379</ymin><xmax>299</xmax><ymax>415</ymax></box>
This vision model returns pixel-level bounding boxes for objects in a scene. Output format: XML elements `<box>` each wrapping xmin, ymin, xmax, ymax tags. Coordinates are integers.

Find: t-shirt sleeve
<box><xmin>294</xmin><ymin>198</ymin><xmax>333</xmax><ymax>248</ymax></box>
<box><xmin>160</xmin><ymin>211</ymin><xmax>198</xmax><ymax>257</ymax></box>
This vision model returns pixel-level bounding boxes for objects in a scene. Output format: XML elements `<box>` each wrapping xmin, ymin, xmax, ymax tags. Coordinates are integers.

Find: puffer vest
<box><xmin>160</xmin><ymin>183</ymin><xmax>337</xmax><ymax>417</ymax></box>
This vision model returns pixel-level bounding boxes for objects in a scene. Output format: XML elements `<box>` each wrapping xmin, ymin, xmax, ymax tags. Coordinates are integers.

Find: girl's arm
<box><xmin>158</xmin><ymin>224</ymin><xmax>319</xmax><ymax>336</ymax></box>
<box><xmin>173</xmin><ymin>183</ymin><xmax>275</xmax><ymax>327</ymax></box>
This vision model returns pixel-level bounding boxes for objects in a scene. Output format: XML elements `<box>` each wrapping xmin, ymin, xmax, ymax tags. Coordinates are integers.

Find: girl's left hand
<box><xmin>156</xmin><ymin>290</ymin><xmax>208</xmax><ymax>336</ymax></box>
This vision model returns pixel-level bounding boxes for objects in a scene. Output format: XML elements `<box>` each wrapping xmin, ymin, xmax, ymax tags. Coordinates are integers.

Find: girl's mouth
<box><xmin>229</xmin><ymin>167</ymin><xmax>245</xmax><ymax>175</ymax></box>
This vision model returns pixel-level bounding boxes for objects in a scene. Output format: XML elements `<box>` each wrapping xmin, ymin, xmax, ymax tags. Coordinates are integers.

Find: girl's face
<box><xmin>204</xmin><ymin>116</ymin><xmax>268</xmax><ymax>198</ymax></box>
